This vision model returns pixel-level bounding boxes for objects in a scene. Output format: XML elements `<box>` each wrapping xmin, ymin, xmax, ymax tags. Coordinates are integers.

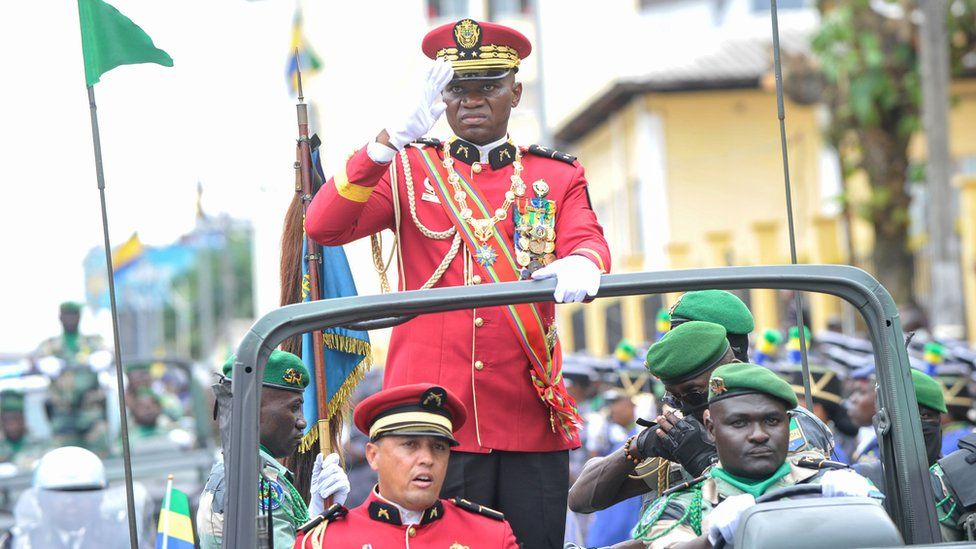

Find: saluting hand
<box><xmin>386</xmin><ymin>58</ymin><xmax>455</xmax><ymax>151</ymax></box>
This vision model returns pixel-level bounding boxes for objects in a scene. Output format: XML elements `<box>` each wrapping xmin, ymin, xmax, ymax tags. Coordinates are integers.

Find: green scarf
<box><xmin>710</xmin><ymin>461</ymin><xmax>791</xmax><ymax>499</ymax></box>
<box><xmin>62</xmin><ymin>332</ymin><xmax>80</xmax><ymax>355</ymax></box>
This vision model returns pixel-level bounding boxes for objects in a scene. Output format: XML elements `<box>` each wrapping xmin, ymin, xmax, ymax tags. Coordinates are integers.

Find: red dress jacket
<box><xmin>305</xmin><ymin>138</ymin><xmax>611</xmax><ymax>453</ymax></box>
<box><xmin>294</xmin><ymin>491</ymin><xmax>519</xmax><ymax>549</ymax></box>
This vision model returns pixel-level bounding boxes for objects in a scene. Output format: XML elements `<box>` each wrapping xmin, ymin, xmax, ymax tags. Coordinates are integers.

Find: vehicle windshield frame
<box><xmin>223</xmin><ymin>264</ymin><xmax>940</xmax><ymax>547</ymax></box>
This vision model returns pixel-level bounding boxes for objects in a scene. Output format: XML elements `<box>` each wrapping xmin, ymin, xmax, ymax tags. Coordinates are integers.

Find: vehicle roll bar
<box><xmin>225</xmin><ymin>264</ymin><xmax>940</xmax><ymax>546</ymax></box>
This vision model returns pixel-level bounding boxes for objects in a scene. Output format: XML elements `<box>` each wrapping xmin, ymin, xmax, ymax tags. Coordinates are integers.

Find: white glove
<box><xmin>820</xmin><ymin>469</ymin><xmax>878</xmax><ymax>498</ymax></box>
<box><xmin>386</xmin><ymin>58</ymin><xmax>454</xmax><ymax>151</ymax></box>
<box><xmin>707</xmin><ymin>493</ymin><xmax>756</xmax><ymax>547</ymax></box>
<box><xmin>531</xmin><ymin>255</ymin><xmax>601</xmax><ymax>303</ymax></box>
<box><xmin>307</xmin><ymin>453</ymin><xmax>350</xmax><ymax>516</ymax></box>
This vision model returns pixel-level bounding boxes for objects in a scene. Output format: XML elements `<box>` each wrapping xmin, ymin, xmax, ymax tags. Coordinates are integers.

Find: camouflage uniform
<box><xmin>35</xmin><ymin>333</ymin><xmax>104</xmax><ymax>367</ymax></box>
<box><xmin>196</xmin><ymin>447</ymin><xmax>309</xmax><ymax>549</ymax></box>
<box><xmin>633</xmin><ymin>462</ymin><xmax>828</xmax><ymax>548</ymax></box>
<box><xmin>45</xmin><ymin>366</ymin><xmax>110</xmax><ymax>456</ymax></box>
<box><xmin>930</xmin><ymin>432</ymin><xmax>976</xmax><ymax>542</ymax></box>
<box><xmin>0</xmin><ymin>438</ymin><xmax>48</xmax><ymax>470</ymax></box>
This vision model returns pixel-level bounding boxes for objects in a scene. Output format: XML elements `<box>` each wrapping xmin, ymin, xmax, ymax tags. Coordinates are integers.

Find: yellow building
<box><xmin>554</xmin><ymin>35</ymin><xmax>976</xmax><ymax>353</ymax></box>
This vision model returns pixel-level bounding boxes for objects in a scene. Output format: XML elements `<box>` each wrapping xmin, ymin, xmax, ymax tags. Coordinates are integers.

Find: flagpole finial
<box><xmin>167</xmin><ymin>474</ymin><xmax>174</xmax><ymax>481</ymax></box>
<box><xmin>294</xmin><ymin>48</ymin><xmax>304</xmax><ymax>102</ymax></box>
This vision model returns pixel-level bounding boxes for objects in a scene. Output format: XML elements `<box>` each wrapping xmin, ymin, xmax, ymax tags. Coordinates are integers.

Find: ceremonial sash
<box><xmin>412</xmin><ymin>146</ymin><xmax>581</xmax><ymax>440</ymax></box>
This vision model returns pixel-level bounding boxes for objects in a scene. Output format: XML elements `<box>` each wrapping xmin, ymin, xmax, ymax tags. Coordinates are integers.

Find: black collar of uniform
<box><xmin>368</xmin><ymin>500</ymin><xmax>402</xmax><ymax>525</ymax></box>
<box><xmin>367</xmin><ymin>499</ymin><xmax>445</xmax><ymax>526</ymax></box>
<box><xmin>449</xmin><ymin>138</ymin><xmax>517</xmax><ymax>170</ymax></box>
<box><xmin>420</xmin><ymin>500</ymin><xmax>444</xmax><ymax>525</ymax></box>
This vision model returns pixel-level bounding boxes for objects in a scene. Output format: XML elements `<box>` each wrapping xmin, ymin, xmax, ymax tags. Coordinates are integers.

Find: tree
<box><xmin>810</xmin><ymin>0</ymin><xmax>976</xmax><ymax>307</ymax></box>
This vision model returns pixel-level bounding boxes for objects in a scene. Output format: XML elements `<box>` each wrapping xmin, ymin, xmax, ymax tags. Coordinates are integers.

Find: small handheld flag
<box><xmin>156</xmin><ymin>475</ymin><xmax>194</xmax><ymax>549</ymax></box>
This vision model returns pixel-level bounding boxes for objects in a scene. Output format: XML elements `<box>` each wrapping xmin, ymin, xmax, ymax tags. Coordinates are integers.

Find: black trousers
<box><xmin>441</xmin><ymin>449</ymin><xmax>569</xmax><ymax>549</ymax></box>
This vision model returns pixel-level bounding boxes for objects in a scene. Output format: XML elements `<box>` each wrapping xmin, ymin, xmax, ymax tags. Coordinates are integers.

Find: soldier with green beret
<box><xmin>669</xmin><ymin>290</ymin><xmax>754</xmax><ymax>362</ymax></box>
<box><xmin>0</xmin><ymin>390</ymin><xmax>47</xmax><ymax>469</ymax></box>
<box><xmin>567</xmin><ymin>322</ymin><xmax>833</xmax><ymax>518</ymax></box>
<box><xmin>196</xmin><ymin>349</ymin><xmax>349</xmax><ymax>549</ymax></box>
<box><xmin>633</xmin><ymin>363</ymin><xmax>881</xmax><ymax>548</ymax></box>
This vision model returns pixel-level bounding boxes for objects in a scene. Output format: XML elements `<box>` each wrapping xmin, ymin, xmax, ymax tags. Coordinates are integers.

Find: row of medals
<box><xmin>516</xmin><ymin>179</ymin><xmax>556</xmax><ymax>279</ymax></box>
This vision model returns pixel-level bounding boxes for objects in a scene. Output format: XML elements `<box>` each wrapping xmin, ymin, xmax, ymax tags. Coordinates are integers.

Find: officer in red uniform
<box><xmin>304</xmin><ymin>18</ymin><xmax>611</xmax><ymax>549</ymax></box>
<box><xmin>294</xmin><ymin>383</ymin><xmax>519</xmax><ymax>548</ymax></box>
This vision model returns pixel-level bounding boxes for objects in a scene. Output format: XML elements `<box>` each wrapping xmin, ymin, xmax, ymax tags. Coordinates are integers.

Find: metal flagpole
<box><xmin>86</xmin><ymin>84</ymin><xmax>140</xmax><ymax>549</ymax></box>
<box><xmin>768</xmin><ymin>0</ymin><xmax>814</xmax><ymax>411</ymax></box>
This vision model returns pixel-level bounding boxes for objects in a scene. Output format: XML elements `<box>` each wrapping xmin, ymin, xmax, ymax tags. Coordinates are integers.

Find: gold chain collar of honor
<box><xmin>441</xmin><ymin>140</ymin><xmax>526</xmax><ymax>243</ymax></box>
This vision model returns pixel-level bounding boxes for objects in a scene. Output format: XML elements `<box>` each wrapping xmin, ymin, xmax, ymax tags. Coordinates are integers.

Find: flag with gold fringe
<box><xmin>298</xmin><ymin>146</ymin><xmax>371</xmax><ymax>453</ymax></box>
<box><xmin>286</xmin><ymin>8</ymin><xmax>322</xmax><ymax>96</ymax></box>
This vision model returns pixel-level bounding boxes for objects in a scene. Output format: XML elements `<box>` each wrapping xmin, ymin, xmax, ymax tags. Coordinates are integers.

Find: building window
<box><xmin>489</xmin><ymin>0</ymin><xmax>531</xmax><ymax>19</ymax></box>
<box><xmin>427</xmin><ymin>0</ymin><xmax>468</xmax><ymax>19</ymax></box>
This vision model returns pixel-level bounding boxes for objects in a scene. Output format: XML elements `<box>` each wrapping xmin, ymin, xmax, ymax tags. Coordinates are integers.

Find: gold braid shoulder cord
<box><xmin>371</xmin><ymin>147</ymin><xmax>461</xmax><ymax>292</ymax></box>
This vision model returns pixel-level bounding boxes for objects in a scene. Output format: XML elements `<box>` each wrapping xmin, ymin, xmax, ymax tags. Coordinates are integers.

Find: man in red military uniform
<box><xmin>295</xmin><ymin>383</ymin><xmax>519</xmax><ymax>548</ymax></box>
<box><xmin>305</xmin><ymin>19</ymin><xmax>610</xmax><ymax>547</ymax></box>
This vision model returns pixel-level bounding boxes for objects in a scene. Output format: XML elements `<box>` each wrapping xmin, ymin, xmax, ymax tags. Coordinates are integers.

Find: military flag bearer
<box><xmin>196</xmin><ymin>350</ymin><xmax>350</xmax><ymax>548</ymax></box>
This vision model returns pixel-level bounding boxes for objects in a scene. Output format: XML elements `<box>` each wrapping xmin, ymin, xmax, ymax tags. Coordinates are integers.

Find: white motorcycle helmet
<box><xmin>33</xmin><ymin>446</ymin><xmax>106</xmax><ymax>491</ymax></box>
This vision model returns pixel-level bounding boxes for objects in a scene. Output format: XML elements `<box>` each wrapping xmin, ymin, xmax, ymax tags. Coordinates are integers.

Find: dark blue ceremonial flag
<box><xmin>299</xmin><ymin>149</ymin><xmax>371</xmax><ymax>452</ymax></box>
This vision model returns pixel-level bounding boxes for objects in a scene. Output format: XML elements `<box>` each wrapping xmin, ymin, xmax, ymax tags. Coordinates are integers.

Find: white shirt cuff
<box><xmin>366</xmin><ymin>141</ymin><xmax>397</xmax><ymax>164</ymax></box>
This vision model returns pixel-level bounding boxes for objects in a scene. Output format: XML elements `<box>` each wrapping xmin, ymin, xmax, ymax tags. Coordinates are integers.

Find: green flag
<box><xmin>77</xmin><ymin>0</ymin><xmax>173</xmax><ymax>86</ymax></box>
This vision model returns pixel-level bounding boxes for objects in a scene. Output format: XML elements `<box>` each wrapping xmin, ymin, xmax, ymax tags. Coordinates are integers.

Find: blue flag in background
<box><xmin>298</xmin><ymin>148</ymin><xmax>371</xmax><ymax>453</ymax></box>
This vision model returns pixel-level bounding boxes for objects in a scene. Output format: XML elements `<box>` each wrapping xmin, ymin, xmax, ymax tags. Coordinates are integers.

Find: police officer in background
<box><xmin>196</xmin><ymin>350</ymin><xmax>350</xmax><ymax>548</ymax></box>
<box><xmin>295</xmin><ymin>383</ymin><xmax>519</xmax><ymax>548</ymax></box>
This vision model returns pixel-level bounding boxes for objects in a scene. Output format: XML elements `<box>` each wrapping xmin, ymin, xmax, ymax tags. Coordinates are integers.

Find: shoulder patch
<box><xmin>795</xmin><ymin>456</ymin><xmax>849</xmax><ymax>470</ymax></box>
<box><xmin>451</xmin><ymin>497</ymin><xmax>505</xmax><ymax>521</ymax></box>
<box><xmin>413</xmin><ymin>137</ymin><xmax>443</xmax><ymax>148</ymax></box>
<box><xmin>526</xmin><ymin>144</ymin><xmax>577</xmax><ymax>164</ymax></box>
<box><xmin>298</xmin><ymin>503</ymin><xmax>347</xmax><ymax>533</ymax></box>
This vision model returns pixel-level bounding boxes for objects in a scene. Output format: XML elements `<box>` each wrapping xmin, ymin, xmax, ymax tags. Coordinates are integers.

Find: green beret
<box><xmin>0</xmin><ymin>390</ymin><xmax>25</xmax><ymax>413</ymax></box>
<box><xmin>223</xmin><ymin>349</ymin><xmax>310</xmax><ymax>393</ymax></box>
<box><xmin>645</xmin><ymin>321</ymin><xmax>730</xmax><ymax>383</ymax></box>
<box><xmin>60</xmin><ymin>301</ymin><xmax>83</xmax><ymax>313</ymax></box>
<box><xmin>911</xmin><ymin>369</ymin><xmax>947</xmax><ymax>414</ymax></box>
<box><xmin>670</xmin><ymin>290</ymin><xmax>754</xmax><ymax>335</ymax></box>
<box><xmin>708</xmin><ymin>362</ymin><xmax>798</xmax><ymax>408</ymax></box>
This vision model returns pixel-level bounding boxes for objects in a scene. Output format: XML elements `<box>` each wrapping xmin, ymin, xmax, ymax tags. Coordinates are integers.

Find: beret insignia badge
<box><xmin>710</xmin><ymin>377</ymin><xmax>727</xmax><ymax>395</ymax></box>
<box><xmin>282</xmin><ymin>368</ymin><xmax>303</xmax><ymax>385</ymax></box>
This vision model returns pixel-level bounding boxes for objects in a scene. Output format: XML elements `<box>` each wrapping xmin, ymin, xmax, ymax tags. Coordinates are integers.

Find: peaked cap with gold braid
<box><xmin>354</xmin><ymin>383</ymin><xmax>467</xmax><ymax>446</ymax></box>
<box><xmin>422</xmin><ymin>19</ymin><xmax>531</xmax><ymax>81</ymax></box>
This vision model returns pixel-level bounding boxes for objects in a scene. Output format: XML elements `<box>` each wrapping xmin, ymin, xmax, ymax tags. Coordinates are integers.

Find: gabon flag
<box><xmin>156</xmin><ymin>475</ymin><xmax>194</xmax><ymax>549</ymax></box>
